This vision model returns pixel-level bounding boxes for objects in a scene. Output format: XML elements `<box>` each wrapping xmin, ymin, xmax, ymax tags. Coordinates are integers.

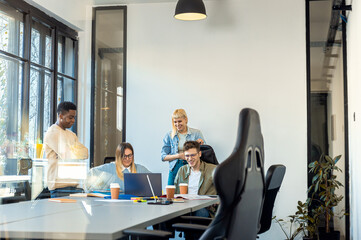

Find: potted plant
<box><xmin>307</xmin><ymin>154</ymin><xmax>345</xmax><ymax>240</ymax></box>
<box><xmin>273</xmin><ymin>214</ymin><xmax>302</xmax><ymax>240</ymax></box>
<box><xmin>274</xmin><ymin>201</ymin><xmax>318</xmax><ymax>240</ymax></box>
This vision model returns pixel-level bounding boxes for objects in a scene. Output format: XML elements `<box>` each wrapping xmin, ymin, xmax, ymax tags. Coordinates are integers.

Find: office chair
<box><xmin>124</xmin><ymin>108</ymin><xmax>266</xmax><ymax>240</ymax></box>
<box><xmin>35</xmin><ymin>187</ymin><xmax>51</xmax><ymax>200</ymax></box>
<box><xmin>0</xmin><ymin>195</ymin><xmax>27</xmax><ymax>204</ymax></box>
<box><xmin>200</xmin><ymin>145</ymin><xmax>219</xmax><ymax>165</ymax></box>
<box><xmin>199</xmin><ymin>108</ymin><xmax>265</xmax><ymax>240</ymax></box>
<box><xmin>258</xmin><ymin>164</ymin><xmax>286</xmax><ymax>234</ymax></box>
<box><xmin>104</xmin><ymin>156</ymin><xmax>115</xmax><ymax>164</ymax></box>
<box><xmin>173</xmin><ymin>164</ymin><xmax>286</xmax><ymax>239</ymax></box>
<box><xmin>0</xmin><ymin>180</ymin><xmax>31</xmax><ymax>204</ymax></box>
<box><xmin>122</xmin><ymin>229</ymin><xmax>173</xmax><ymax>240</ymax></box>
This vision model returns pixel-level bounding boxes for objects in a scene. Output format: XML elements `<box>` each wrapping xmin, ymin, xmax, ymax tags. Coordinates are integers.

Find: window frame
<box><xmin>0</xmin><ymin>0</ymin><xmax>78</xmax><ymax>145</ymax></box>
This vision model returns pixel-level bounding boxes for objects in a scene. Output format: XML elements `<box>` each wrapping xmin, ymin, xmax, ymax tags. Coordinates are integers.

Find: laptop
<box><xmin>124</xmin><ymin>173</ymin><xmax>162</xmax><ymax>197</ymax></box>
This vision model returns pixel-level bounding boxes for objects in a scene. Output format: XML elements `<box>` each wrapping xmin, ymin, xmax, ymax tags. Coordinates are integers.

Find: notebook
<box><xmin>124</xmin><ymin>173</ymin><xmax>162</xmax><ymax>197</ymax></box>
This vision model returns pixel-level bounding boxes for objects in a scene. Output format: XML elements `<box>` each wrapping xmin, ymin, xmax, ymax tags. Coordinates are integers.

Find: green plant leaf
<box><xmin>334</xmin><ymin>155</ymin><xmax>342</xmax><ymax>164</ymax></box>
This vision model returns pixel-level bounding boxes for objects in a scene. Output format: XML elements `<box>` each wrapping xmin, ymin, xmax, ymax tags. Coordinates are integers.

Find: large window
<box><xmin>0</xmin><ymin>0</ymin><xmax>78</xmax><ymax>179</ymax></box>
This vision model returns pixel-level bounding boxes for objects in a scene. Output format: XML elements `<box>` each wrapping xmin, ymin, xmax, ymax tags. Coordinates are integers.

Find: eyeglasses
<box><xmin>185</xmin><ymin>153</ymin><xmax>198</xmax><ymax>159</ymax></box>
<box><xmin>123</xmin><ymin>154</ymin><xmax>133</xmax><ymax>159</ymax></box>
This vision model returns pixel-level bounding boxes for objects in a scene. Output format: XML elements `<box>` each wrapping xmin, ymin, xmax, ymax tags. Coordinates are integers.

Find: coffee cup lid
<box><xmin>166</xmin><ymin>185</ymin><xmax>176</xmax><ymax>188</ymax></box>
<box><xmin>110</xmin><ymin>183</ymin><xmax>120</xmax><ymax>188</ymax></box>
<box><xmin>179</xmin><ymin>183</ymin><xmax>188</xmax><ymax>186</ymax></box>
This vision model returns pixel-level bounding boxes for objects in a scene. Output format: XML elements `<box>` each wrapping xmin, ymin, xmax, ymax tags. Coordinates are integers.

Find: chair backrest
<box><xmin>104</xmin><ymin>156</ymin><xmax>115</xmax><ymax>164</ymax></box>
<box><xmin>200</xmin><ymin>108</ymin><xmax>266</xmax><ymax>240</ymax></box>
<box><xmin>258</xmin><ymin>164</ymin><xmax>286</xmax><ymax>234</ymax></box>
<box><xmin>200</xmin><ymin>145</ymin><xmax>219</xmax><ymax>165</ymax></box>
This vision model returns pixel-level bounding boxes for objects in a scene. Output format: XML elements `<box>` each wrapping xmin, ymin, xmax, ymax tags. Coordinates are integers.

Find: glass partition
<box><xmin>308</xmin><ymin>0</ymin><xmax>347</xmax><ymax>238</ymax></box>
<box><xmin>92</xmin><ymin>7</ymin><xmax>126</xmax><ymax>167</ymax></box>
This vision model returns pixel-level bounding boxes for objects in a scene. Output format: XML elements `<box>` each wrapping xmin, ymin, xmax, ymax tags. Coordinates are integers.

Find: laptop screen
<box><xmin>124</xmin><ymin>173</ymin><xmax>162</xmax><ymax>197</ymax></box>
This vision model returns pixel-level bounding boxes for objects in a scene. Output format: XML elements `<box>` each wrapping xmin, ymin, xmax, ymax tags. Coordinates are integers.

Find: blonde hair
<box><xmin>115</xmin><ymin>142</ymin><xmax>137</xmax><ymax>180</ymax></box>
<box><xmin>171</xmin><ymin>109</ymin><xmax>188</xmax><ymax>138</ymax></box>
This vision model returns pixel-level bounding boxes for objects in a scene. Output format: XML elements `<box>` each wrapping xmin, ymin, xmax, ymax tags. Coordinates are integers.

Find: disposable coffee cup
<box><xmin>179</xmin><ymin>183</ymin><xmax>188</xmax><ymax>194</ymax></box>
<box><xmin>166</xmin><ymin>185</ymin><xmax>176</xmax><ymax>199</ymax></box>
<box><xmin>110</xmin><ymin>183</ymin><xmax>120</xmax><ymax>199</ymax></box>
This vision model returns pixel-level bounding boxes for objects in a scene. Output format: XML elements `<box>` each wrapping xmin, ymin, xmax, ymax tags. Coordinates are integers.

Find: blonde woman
<box><xmin>86</xmin><ymin>142</ymin><xmax>150</xmax><ymax>192</ymax></box>
<box><xmin>161</xmin><ymin>109</ymin><xmax>205</xmax><ymax>185</ymax></box>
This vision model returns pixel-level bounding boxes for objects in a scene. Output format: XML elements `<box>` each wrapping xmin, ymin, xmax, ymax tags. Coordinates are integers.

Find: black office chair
<box><xmin>173</xmin><ymin>164</ymin><xmax>286</xmax><ymax>239</ymax></box>
<box><xmin>104</xmin><ymin>156</ymin><xmax>115</xmax><ymax>164</ymax></box>
<box><xmin>1</xmin><ymin>180</ymin><xmax>31</xmax><ymax>204</ymax></box>
<box><xmin>35</xmin><ymin>187</ymin><xmax>51</xmax><ymax>200</ymax></box>
<box><xmin>124</xmin><ymin>108</ymin><xmax>266</xmax><ymax>240</ymax></box>
<box><xmin>258</xmin><ymin>164</ymin><xmax>286</xmax><ymax>234</ymax></box>
<box><xmin>200</xmin><ymin>144</ymin><xmax>219</xmax><ymax>165</ymax></box>
<box><xmin>200</xmin><ymin>108</ymin><xmax>265</xmax><ymax>240</ymax></box>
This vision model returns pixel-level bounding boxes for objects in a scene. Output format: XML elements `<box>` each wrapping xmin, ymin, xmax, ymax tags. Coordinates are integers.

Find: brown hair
<box><xmin>183</xmin><ymin>141</ymin><xmax>200</xmax><ymax>152</ymax></box>
<box><xmin>115</xmin><ymin>142</ymin><xmax>137</xmax><ymax>180</ymax></box>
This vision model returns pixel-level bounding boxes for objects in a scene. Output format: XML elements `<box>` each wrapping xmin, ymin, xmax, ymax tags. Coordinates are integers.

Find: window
<box><xmin>0</xmin><ymin>0</ymin><xmax>78</xmax><ymax>182</ymax></box>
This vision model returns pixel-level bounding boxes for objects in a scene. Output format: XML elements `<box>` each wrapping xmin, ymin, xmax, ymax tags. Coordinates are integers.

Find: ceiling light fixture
<box><xmin>174</xmin><ymin>0</ymin><xmax>207</xmax><ymax>21</ymax></box>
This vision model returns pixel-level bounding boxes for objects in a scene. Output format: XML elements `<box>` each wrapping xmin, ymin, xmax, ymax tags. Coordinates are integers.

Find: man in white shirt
<box><xmin>44</xmin><ymin>102</ymin><xmax>88</xmax><ymax>198</ymax></box>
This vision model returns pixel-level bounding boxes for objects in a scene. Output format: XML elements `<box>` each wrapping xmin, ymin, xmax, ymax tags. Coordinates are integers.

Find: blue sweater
<box><xmin>85</xmin><ymin>162</ymin><xmax>151</xmax><ymax>192</ymax></box>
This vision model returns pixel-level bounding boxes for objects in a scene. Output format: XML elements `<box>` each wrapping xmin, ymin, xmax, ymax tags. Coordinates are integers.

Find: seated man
<box><xmin>85</xmin><ymin>142</ymin><xmax>150</xmax><ymax>192</ymax></box>
<box><xmin>44</xmin><ymin>102</ymin><xmax>88</xmax><ymax>198</ymax></box>
<box><xmin>174</xmin><ymin>141</ymin><xmax>217</xmax><ymax>217</ymax></box>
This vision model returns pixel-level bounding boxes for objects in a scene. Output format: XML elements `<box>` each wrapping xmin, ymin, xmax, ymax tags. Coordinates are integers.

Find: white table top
<box><xmin>0</xmin><ymin>197</ymin><xmax>218</xmax><ymax>239</ymax></box>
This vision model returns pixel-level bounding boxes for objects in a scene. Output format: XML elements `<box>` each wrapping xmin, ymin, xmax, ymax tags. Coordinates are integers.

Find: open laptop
<box><xmin>124</xmin><ymin>173</ymin><xmax>162</xmax><ymax>197</ymax></box>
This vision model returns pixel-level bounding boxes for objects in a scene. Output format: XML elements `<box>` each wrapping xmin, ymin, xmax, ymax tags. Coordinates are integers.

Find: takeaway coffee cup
<box><xmin>166</xmin><ymin>185</ymin><xmax>176</xmax><ymax>199</ymax></box>
<box><xmin>179</xmin><ymin>183</ymin><xmax>188</xmax><ymax>194</ymax></box>
<box><xmin>110</xmin><ymin>183</ymin><xmax>120</xmax><ymax>199</ymax></box>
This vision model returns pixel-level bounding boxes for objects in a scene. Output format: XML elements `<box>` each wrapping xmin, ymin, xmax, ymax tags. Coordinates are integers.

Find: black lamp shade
<box><xmin>174</xmin><ymin>0</ymin><xmax>207</xmax><ymax>21</ymax></box>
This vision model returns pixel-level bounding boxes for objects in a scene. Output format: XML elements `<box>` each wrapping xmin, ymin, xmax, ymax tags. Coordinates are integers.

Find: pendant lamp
<box><xmin>174</xmin><ymin>0</ymin><xmax>207</xmax><ymax>21</ymax></box>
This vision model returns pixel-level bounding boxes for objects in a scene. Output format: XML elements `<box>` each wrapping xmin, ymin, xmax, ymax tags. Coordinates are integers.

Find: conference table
<box><xmin>0</xmin><ymin>196</ymin><xmax>218</xmax><ymax>239</ymax></box>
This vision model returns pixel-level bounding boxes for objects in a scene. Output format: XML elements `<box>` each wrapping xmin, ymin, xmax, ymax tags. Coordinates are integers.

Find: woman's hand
<box><xmin>196</xmin><ymin>138</ymin><xmax>204</xmax><ymax>145</ymax></box>
<box><xmin>178</xmin><ymin>152</ymin><xmax>186</xmax><ymax>160</ymax></box>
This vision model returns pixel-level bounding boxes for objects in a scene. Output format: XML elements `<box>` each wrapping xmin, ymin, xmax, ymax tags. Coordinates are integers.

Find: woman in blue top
<box><xmin>161</xmin><ymin>109</ymin><xmax>205</xmax><ymax>185</ymax></box>
<box><xmin>86</xmin><ymin>142</ymin><xmax>150</xmax><ymax>192</ymax></box>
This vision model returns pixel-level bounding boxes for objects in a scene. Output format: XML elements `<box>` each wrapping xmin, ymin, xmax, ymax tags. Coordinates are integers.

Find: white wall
<box><xmin>28</xmin><ymin>0</ymin><xmax>308</xmax><ymax>238</ymax></box>
<box><xmin>125</xmin><ymin>0</ymin><xmax>307</xmax><ymax>239</ymax></box>
<box><xmin>346</xmin><ymin>0</ymin><xmax>361</xmax><ymax>238</ymax></box>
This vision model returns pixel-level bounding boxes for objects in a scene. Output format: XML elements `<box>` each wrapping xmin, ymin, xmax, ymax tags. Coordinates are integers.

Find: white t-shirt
<box><xmin>188</xmin><ymin>169</ymin><xmax>201</xmax><ymax>195</ymax></box>
<box><xmin>177</xmin><ymin>133</ymin><xmax>187</xmax><ymax>153</ymax></box>
<box><xmin>44</xmin><ymin>124</ymin><xmax>88</xmax><ymax>190</ymax></box>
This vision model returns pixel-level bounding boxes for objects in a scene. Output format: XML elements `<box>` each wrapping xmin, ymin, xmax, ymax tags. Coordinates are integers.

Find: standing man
<box><xmin>44</xmin><ymin>101</ymin><xmax>88</xmax><ymax>198</ymax></box>
<box><xmin>174</xmin><ymin>141</ymin><xmax>217</xmax><ymax>217</ymax></box>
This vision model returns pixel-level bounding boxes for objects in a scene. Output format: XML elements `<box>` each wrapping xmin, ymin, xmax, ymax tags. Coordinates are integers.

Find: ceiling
<box><xmin>310</xmin><ymin>0</ymin><xmax>344</xmax><ymax>92</ymax></box>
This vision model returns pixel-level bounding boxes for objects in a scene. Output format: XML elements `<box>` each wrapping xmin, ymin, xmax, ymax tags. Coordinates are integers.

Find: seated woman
<box><xmin>85</xmin><ymin>142</ymin><xmax>150</xmax><ymax>192</ymax></box>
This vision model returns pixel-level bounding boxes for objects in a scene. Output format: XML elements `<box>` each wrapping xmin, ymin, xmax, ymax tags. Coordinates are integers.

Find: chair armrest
<box><xmin>123</xmin><ymin>228</ymin><xmax>172</xmax><ymax>238</ymax></box>
<box><xmin>172</xmin><ymin>223</ymin><xmax>209</xmax><ymax>232</ymax></box>
<box><xmin>180</xmin><ymin>216</ymin><xmax>213</xmax><ymax>225</ymax></box>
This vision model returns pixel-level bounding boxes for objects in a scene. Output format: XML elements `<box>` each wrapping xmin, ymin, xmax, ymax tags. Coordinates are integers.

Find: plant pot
<box><xmin>318</xmin><ymin>230</ymin><xmax>340</xmax><ymax>240</ymax></box>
